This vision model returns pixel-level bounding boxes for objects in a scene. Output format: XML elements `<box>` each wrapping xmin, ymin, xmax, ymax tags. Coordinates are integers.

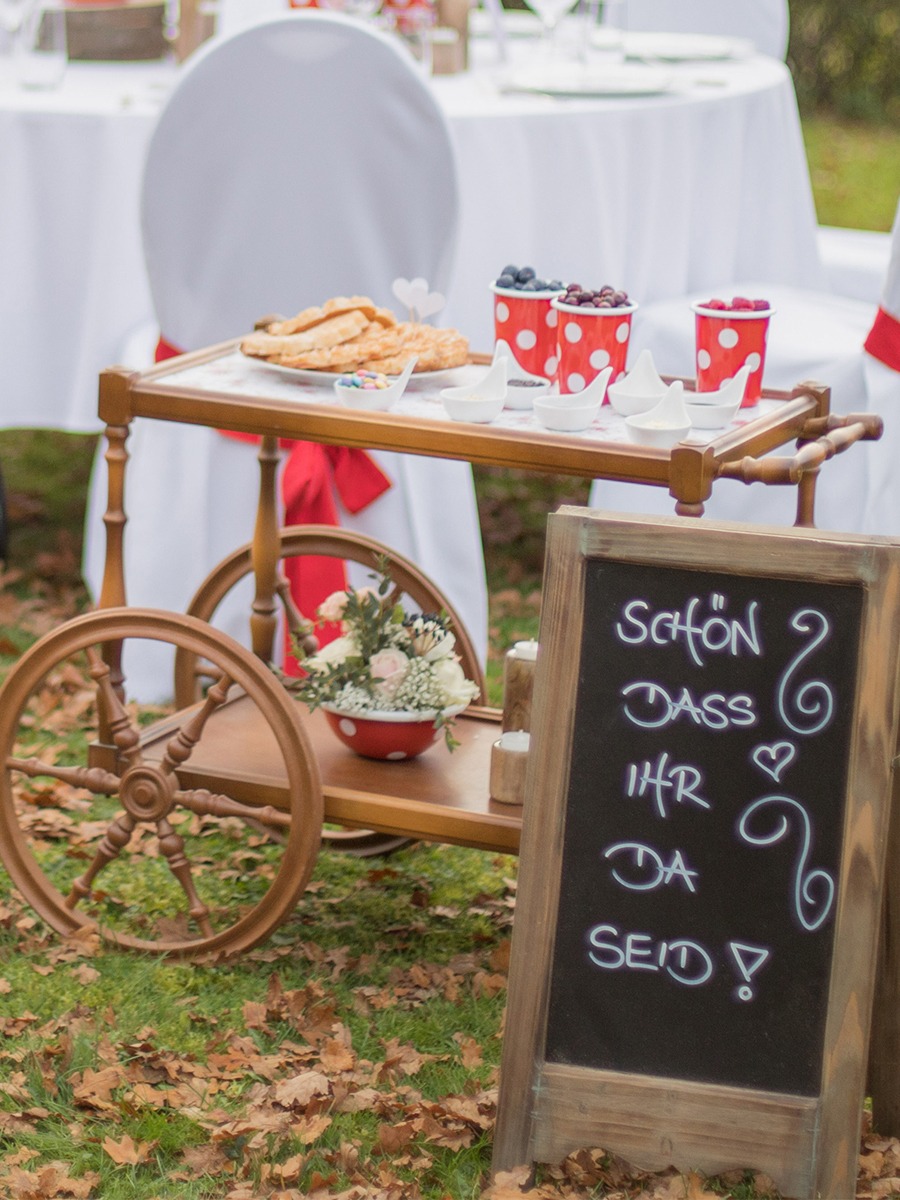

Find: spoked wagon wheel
<box><xmin>0</xmin><ymin>609</ymin><xmax>323</xmax><ymax>960</ymax></box>
<box><xmin>174</xmin><ymin>526</ymin><xmax>487</xmax><ymax>858</ymax></box>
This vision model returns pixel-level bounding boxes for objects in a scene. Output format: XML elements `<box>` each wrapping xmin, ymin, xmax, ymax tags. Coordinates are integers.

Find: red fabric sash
<box><xmin>155</xmin><ymin>336</ymin><xmax>392</xmax><ymax>671</ymax></box>
<box><xmin>864</xmin><ymin>306</ymin><xmax>900</xmax><ymax>372</ymax></box>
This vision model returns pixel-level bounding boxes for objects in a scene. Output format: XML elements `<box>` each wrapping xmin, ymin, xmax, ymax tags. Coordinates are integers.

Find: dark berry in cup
<box><xmin>516</xmin><ymin>266</ymin><xmax>536</xmax><ymax>283</ymax></box>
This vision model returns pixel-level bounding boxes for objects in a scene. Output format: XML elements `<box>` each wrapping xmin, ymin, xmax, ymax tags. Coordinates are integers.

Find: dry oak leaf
<box><xmin>101</xmin><ymin>1133</ymin><xmax>156</xmax><ymax>1165</ymax></box>
<box><xmin>71</xmin><ymin>1065</ymin><xmax>128</xmax><ymax>1109</ymax></box>
<box><xmin>453</xmin><ymin>1033</ymin><xmax>483</xmax><ymax>1069</ymax></box>
<box><xmin>646</xmin><ymin>1170</ymin><xmax>721</xmax><ymax>1200</ymax></box>
<box><xmin>1</xmin><ymin>1164</ymin><xmax>100</xmax><ymax>1198</ymax></box>
<box><xmin>319</xmin><ymin>1037</ymin><xmax>356</xmax><ymax>1073</ymax></box>
<box><xmin>259</xmin><ymin>1153</ymin><xmax>307</xmax><ymax>1186</ymax></box>
<box><xmin>375</xmin><ymin>1121</ymin><xmax>417</xmax><ymax>1155</ymax></box>
<box><xmin>861</xmin><ymin>1151</ymin><xmax>886</xmax><ymax>1180</ymax></box>
<box><xmin>178</xmin><ymin>1142</ymin><xmax>236</xmax><ymax>1176</ymax></box>
<box><xmin>273</xmin><ymin>1070</ymin><xmax>332</xmax><ymax>1108</ymax></box>
<box><xmin>70</xmin><ymin>963</ymin><xmax>100</xmax><ymax>986</ymax></box>
<box><xmin>479</xmin><ymin>1164</ymin><xmax>540</xmax><ymax>1198</ymax></box>
<box><xmin>291</xmin><ymin>1113</ymin><xmax>333</xmax><ymax>1145</ymax></box>
<box><xmin>872</xmin><ymin>1180</ymin><xmax>900</xmax><ymax>1200</ymax></box>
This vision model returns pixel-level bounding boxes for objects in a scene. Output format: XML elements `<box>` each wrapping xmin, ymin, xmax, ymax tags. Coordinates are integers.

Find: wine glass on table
<box><xmin>520</xmin><ymin>0</ymin><xmax>580</xmax><ymax>58</ymax></box>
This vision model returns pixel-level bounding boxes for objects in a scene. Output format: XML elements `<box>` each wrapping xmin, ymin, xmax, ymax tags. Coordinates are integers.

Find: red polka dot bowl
<box><xmin>491</xmin><ymin>283</ymin><xmax>564</xmax><ymax>383</ymax></box>
<box><xmin>551</xmin><ymin>298</ymin><xmax>638</xmax><ymax>395</ymax></box>
<box><xmin>692</xmin><ymin>302</ymin><xmax>774</xmax><ymax>407</ymax></box>
<box><xmin>321</xmin><ymin>704</ymin><xmax>466</xmax><ymax>761</ymax></box>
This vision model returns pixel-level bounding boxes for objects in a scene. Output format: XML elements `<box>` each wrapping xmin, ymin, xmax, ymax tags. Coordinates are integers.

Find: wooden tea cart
<box><xmin>0</xmin><ymin>341</ymin><xmax>882</xmax><ymax>960</ymax></box>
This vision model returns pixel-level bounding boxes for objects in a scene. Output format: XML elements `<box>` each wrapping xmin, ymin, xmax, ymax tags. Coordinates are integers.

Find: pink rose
<box><xmin>369</xmin><ymin>648</ymin><xmax>410</xmax><ymax>699</ymax></box>
<box><xmin>318</xmin><ymin>590</ymin><xmax>349</xmax><ymax>623</ymax></box>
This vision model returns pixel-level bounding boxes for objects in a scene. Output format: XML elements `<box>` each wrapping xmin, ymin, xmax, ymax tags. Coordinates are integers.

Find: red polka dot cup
<box><xmin>551</xmin><ymin>299</ymin><xmax>638</xmax><ymax>396</ymax></box>
<box><xmin>491</xmin><ymin>284</ymin><xmax>563</xmax><ymax>382</ymax></box>
<box><xmin>692</xmin><ymin>302</ymin><xmax>774</xmax><ymax>407</ymax></box>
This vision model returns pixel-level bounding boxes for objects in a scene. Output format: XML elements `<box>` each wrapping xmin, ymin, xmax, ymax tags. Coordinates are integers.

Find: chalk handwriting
<box><xmin>751</xmin><ymin>740</ymin><xmax>797</xmax><ymax>784</ymax></box>
<box><xmin>615</xmin><ymin>593</ymin><xmax>762</xmax><ymax>669</ymax></box>
<box><xmin>625</xmin><ymin>752</ymin><xmax>710</xmax><ymax>819</ymax></box>
<box><xmin>587</xmin><ymin>925</ymin><xmax>714</xmax><ymax>986</ymax></box>
<box><xmin>604</xmin><ymin>841</ymin><xmax>699</xmax><ymax>892</ymax></box>
<box><xmin>776</xmin><ymin>608</ymin><xmax>835</xmax><ymax>736</ymax></box>
<box><xmin>729</xmin><ymin>942</ymin><xmax>772</xmax><ymax>1001</ymax></box>
<box><xmin>621</xmin><ymin>682</ymin><xmax>757</xmax><ymax>730</ymax></box>
<box><xmin>586</xmin><ymin>925</ymin><xmax>772</xmax><ymax>999</ymax></box>
<box><xmin>737</xmin><ymin>795</ymin><xmax>835</xmax><ymax>931</ymax></box>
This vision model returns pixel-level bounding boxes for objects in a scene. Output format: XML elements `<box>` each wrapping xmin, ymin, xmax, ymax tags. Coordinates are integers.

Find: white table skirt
<box><xmin>0</xmin><ymin>45</ymin><xmax>822</xmax><ymax>433</ymax></box>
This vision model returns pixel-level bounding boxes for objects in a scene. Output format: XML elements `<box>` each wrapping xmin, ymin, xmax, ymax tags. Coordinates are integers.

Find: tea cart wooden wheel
<box><xmin>174</xmin><ymin>526</ymin><xmax>487</xmax><ymax>858</ymax></box>
<box><xmin>0</xmin><ymin>608</ymin><xmax>323</xmax><ymax>960</ymax></box>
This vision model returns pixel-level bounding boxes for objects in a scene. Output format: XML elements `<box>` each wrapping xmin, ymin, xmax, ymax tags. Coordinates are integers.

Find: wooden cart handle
<box><xmin>716</xmin><ymin>412</ymin><xmax>883</xmax><ymax>487</ymax></box>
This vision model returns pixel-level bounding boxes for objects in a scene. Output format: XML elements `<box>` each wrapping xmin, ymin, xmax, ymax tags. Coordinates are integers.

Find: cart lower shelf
<box><xmin>139</xmin><ymin>699</ymin><xmax>521</xmax><ymax>855</ymax></box>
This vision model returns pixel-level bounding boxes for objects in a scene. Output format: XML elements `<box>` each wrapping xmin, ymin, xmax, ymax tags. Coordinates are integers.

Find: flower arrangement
<box><xmin>287</xmin><ymin>569</ymin><xmax>480</xmax><ymax>749</ymax></box>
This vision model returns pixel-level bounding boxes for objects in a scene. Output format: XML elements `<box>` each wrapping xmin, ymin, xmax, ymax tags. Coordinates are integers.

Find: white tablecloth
<box><xmin>0</xmin><ymin>43</ymin><xmax>822</xmax><ymax>433</ymax></box>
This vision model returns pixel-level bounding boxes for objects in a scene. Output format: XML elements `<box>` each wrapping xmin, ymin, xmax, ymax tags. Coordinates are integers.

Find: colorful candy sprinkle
<box><xmin>337</xmin><ymin>369</ymin><xmax>390</xmax><ymax>389</ymax></box>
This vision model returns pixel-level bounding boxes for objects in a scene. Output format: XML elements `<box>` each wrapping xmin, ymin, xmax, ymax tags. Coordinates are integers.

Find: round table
<box><xmin>0</xmin><ymin>40</ymin><xmax>823</xmax><ymax>433</ymax></box>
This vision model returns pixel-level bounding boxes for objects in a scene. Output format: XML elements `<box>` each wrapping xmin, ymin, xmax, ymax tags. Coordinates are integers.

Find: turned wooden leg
<box><xmin>250</xmin><ymin>434</ymin><xmax>282</xmax><ymax>663</ymax></box>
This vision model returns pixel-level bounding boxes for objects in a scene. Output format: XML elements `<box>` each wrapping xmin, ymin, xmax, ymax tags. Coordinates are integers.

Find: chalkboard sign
<box><xmin>546</xmin><ymin>558</ymin><xmax>860</xmax><ymax>1095</ymax></box>
<box><xmin>493</xmin><ymin>510</ymin><xmax>900</xmax><ymax>1200</ymax></box>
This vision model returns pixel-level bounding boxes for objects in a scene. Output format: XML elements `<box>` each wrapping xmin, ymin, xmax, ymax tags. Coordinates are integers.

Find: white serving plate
<box><xmin>498</xmin><ymin>63</ymin><xmax>675</xmax><ymax>98</ymax></box>
<box><xmin>249</xmin><ymin>356</ymin><xmax>465</xmax><ymax>387</ymax></box>
<box><xmin>619</xmin><ymin>31</ymin><xmax>753</xmax><ymax>62</ymax></box>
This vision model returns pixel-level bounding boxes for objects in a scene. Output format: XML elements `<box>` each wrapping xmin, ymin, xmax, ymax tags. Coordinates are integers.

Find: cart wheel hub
<box><xmin>120</xmin><ymin>766</ymin><xmax>175</xmax><ymax>821</ymax></box>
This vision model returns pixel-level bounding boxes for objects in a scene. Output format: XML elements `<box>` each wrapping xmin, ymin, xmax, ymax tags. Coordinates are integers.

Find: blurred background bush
<box><xmin>788</xmin><ymin>0</ymin><xmax>899</xmax><ymax>125</ymax></box>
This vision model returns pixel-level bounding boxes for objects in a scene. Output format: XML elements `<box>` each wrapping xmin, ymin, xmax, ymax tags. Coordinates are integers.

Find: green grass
<box><xmin>801</xmin><ymin>116</ymin><xmax>900</xmax><ymax>230</ymax></box>
<box><xmin>0</xmin><ymin>112</ymin><xmax>897</xmax><ymax>1198</ymax></box>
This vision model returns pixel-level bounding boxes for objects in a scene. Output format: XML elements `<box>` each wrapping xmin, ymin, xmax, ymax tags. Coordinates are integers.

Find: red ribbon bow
<box><xmin>864</xmin><ymin>306</ymin><xmax>900</xmax><ymax>373</ymax></box>
<box><xmin>155</xmin><ymin>336</ymin><xmax>393</xmax><ymax>671</ymax></box>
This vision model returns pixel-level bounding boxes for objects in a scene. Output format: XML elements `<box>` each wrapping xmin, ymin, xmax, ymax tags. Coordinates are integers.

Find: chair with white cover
<box><xmin>83</xmin><ymin>11</ymin><xmax>489</xmax><ymax>702</ymax></box>
<box><xmin>817</xmin><ymin>223</ymin><xmax>893</xmax><ymax>306</ymax></box>
<box><xmin>620</xmin><ymin>0</ymin><xmax>790</xmax><ymax>59</ymax></box>
<box><xmin>588</xmin><ymin>196</ymin><xmax>900</xmax><ymax>536</ymax></box>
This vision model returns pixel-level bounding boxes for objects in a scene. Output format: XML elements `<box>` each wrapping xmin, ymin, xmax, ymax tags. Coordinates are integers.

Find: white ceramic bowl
<box><xmin>491</xmin><ymin>338</ymin><xmax>553</xmax><ymax>408</ymax></box>
<box><xmin>684</xmin><ymin>394</ymin><xmax>742</xmax><ymax>429</ymax></box>
<box><xmin>607</xmin><ymin>377</ymin><xmax>667</xmax><ymax>416</ymax></box>
<box><xmin>440</xmin><ymin>388</ymin><xmax>505</xmax><ymax>423</ymax></box>
<box><xmin>606</xmin><ymin>348</ymin><xmax>667</xmax><ymax>416</ymax></box>
<box><xmin>505</xmin><ymin>377</ymin><xmax>552</xmax><ymax>407</ymax></box>
<box><xmin>333</xmin><ymin>357</ymin><xmax>417</xmax><ymax>411</ymax></box>
<box><xmin>624</xmin><ymin>411</ymin><xmax>692</xmax><ymax>448</ymax></box>
<box><xmin>440</xmin><ymin>359</ymin><xmax>508</xmax><ymax>423</ymax></box>
<box><xmin>533</xmin><ymin>394</ymin><xmax>600</xmax><ymax>432</ymax></box>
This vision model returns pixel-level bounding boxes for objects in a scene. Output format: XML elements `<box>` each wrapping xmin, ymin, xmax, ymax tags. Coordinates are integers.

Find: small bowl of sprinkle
<box><xmin>333</xmin><ymin>356</ymin><xmax>417</xmax><ymax>411</ymax></box>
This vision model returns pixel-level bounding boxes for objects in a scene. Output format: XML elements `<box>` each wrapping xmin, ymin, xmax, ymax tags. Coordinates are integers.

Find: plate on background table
<box><xmin>249</xmin><ymin>358</ymin><xmax>467</xmax><ymax>386</ymax></box>
<box><xmin>619</xmin><ymin>31</ymin><xmax>753</xmax><ymax>61</ymax></box>
<box><xmin>499</xmin><ymin>63</ymin><xmax>675</xmax><ymax>98</ymax></box>
<box><xmin>469</xmin><ymin>8</ymin><xmax>542</xmax><ymax>38</ymax></box>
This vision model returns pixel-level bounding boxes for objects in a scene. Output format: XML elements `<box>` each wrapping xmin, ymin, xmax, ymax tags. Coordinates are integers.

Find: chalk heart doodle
<box><xmin>392</xmin><ymin>276</ymin><xmax>445</xmax><ymax>321</ymax></box>
<box><xmin>751</xmin><ymin>740</ymin><xmax>797</xmax><ymax>784</ymax></box>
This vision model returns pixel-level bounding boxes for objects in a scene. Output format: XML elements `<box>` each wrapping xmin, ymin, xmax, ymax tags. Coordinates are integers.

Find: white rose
<box><xmin>432</xmin><ymin>657</ymin><xmax>479</xmax><ymax>707</ymax></box>
<box><xmin>305</xmin><ymin>634</ymin><xmax>359</xmax><ymax>672</ymax></box>
<box><xmin>317</xmin><ymin>590</ymin><xmax>350</xmax><ymax>623</ymax></box>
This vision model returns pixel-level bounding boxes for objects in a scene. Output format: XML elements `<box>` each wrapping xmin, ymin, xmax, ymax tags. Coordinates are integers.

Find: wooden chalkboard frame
<box><xmin>492</xmin><ymin>509</ymin><xmax>900</xmax><ymax>1200</ymax></box>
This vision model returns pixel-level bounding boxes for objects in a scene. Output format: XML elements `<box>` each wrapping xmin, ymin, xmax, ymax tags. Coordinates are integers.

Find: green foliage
<box><xmin>802</xmin><ymin>116</ymin><xmax>900</xmax><ymax>230</ymax></box>
<box><xmin>788</xmin><ymin>0</ymin><xmax>900</xmax><ymax>124</ymax></box>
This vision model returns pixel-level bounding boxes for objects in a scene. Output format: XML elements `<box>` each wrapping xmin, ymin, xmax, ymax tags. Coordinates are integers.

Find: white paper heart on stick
<box><xmin>392</xmin><ymin>276</ymin><xmax>445</xmax><ymax>322</ymax></box>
